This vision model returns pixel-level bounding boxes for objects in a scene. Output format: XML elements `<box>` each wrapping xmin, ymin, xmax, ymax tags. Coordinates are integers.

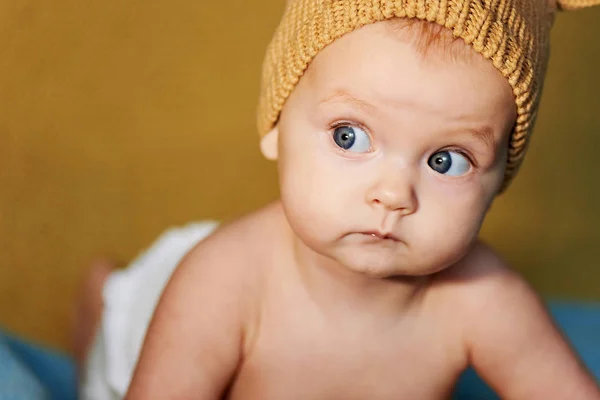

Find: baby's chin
<box><xmin>328</xmin><ymin>229</ymin><xmax>481</xmax><ymax>279</ymax></box>
<box><xmin>328</xmin><ymin>243</ymin><xmax>450</xmax><ymax>279</ymax></box>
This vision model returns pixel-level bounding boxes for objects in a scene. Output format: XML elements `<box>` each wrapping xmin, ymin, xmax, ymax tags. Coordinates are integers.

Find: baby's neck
<box><xmin>287</xmin><ymin>230</ymin><xmax>430</xmax><ymax>324</ymax></box>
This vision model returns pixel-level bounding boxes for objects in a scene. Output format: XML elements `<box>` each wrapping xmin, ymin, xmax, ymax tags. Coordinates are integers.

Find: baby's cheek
<box><xmin>279</xmin><ymin>172</ymin><xmax>337</xmax><ymax>233</ymax></box>
<box><xmin>421</xmin><ymin>201</ymin><xmax>483</xmax><ymax>254</ymax></box>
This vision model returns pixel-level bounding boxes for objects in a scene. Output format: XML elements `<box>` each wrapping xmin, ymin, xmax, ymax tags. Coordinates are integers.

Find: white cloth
<box><xmin>80</xmin><ymin>221</ymin><xmax>219</xmax><ymax>400</ymax></box>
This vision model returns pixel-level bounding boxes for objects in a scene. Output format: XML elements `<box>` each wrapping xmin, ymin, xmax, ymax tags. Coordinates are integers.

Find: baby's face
<box><xmin>272</xmin><ymin>22</ymin><xmax>517</xmax><ymax>277</ymax></box>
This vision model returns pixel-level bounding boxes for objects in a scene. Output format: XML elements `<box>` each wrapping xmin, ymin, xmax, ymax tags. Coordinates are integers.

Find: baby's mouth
<box><xmin>359</xmin><ymin>231</ymin><xmax>401</xmax><ymax>242</ymax></box>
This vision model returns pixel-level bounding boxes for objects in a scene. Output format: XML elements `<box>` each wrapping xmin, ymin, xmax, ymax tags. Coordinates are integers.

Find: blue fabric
<box><xmin>0</xmin><ymin>301</ymin><xmax>598</xmax><ymax>399</ymax></box>
<box><xmin>0</xmin><ymin>335</ymin><xmax>49</xmax><ymax>400</ymax></box>
<box><xmin>0</xmin><ymin>333</ymin><xmax>76</xmax><ymax>400</ymax></box>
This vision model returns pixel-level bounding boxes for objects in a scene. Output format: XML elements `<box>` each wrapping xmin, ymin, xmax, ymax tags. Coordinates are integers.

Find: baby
<box><xmin>75</xmin><ymin>0</ymin><xmax>600</xmax><ymax>399</ymax></box>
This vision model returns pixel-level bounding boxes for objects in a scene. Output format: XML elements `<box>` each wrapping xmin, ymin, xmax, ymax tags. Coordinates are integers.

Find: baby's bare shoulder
<box><xmin>430</xmin><ymin>241</ymin><xmax>538</xmax><ymax>327</ymax></box>
<box><xmin>431</xmin><ymin>246</ymin><xmax>599</xmax><ymax>397</ymax></box>
<box><xmin>434</xmin><ymin>240</ymin><xmax>523</xmax><ymax>294</ymax></box>
<box><xmin>127</xmin><ymin>205</ymin><xmax>285</xmax><ymax>398</ymax></box>
<box><xmin>183</xmin><ymin>202</ymin><xmax>284</xmax><ymax>288</ymax></box>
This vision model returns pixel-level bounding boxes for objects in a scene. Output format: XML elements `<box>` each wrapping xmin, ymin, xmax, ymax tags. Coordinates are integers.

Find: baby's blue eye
<box><xmin>428</xmin><ymin>150</ymin><xmax>470</xmax><ymax>176</ymax></box>
<box><xmin>332</xmin><ymin>125</ymin><xmax>370</xmax><ymax>153</ymax></box>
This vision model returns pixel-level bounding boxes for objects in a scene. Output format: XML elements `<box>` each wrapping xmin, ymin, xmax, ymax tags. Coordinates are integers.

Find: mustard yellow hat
<box><xmin>257</xmin><ymin>0</ymin><xmax>599</xmax><ymax>190</ymax></box>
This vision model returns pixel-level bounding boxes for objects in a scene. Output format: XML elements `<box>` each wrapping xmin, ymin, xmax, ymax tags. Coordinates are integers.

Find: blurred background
<box><xmin>0</xmin><ymin>0</ymin><xmax>598</xmax><ymax>352</ymax></box>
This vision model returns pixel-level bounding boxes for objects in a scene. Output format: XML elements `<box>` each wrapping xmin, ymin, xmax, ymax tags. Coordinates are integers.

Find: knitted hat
<box><xmin>257</xmin><ymin>0</ymin><xmax>599</xmax><ymax>190</ymax></box>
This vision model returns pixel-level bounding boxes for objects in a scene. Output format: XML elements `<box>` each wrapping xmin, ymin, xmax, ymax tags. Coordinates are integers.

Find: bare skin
<box><xmin>119</xmin><ymin>202</ymin><xmax>598</xmax><ymax>399</ymax></box>
<box><xmin>72</xmin><ymin>258</ymin><xmax>114</xmax><ymax>370</ymax></box>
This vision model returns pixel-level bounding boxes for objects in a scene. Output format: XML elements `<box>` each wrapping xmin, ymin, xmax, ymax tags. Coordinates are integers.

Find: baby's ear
<box><xmin>260</xmin><ymin>126</ymin><xmax>279</xmax><ymax>160</ymax></box>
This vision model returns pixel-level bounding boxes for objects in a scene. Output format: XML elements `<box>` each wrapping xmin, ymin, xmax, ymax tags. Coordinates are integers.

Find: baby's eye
<box><xmin>332</xmin><ymin>125</ymin><xmax>371</xmax><ymax>153</ymax></box>
<box><xmin>427</xmin><ymin>150</ymin><xmax>470</xmax><ymax>176</ymax></box>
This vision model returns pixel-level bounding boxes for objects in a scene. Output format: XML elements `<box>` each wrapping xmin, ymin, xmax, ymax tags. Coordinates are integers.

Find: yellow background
<box><xmin>1</xmin><ymin>1</ymin><xmax>599</xmax><ymax>351</ymax></box>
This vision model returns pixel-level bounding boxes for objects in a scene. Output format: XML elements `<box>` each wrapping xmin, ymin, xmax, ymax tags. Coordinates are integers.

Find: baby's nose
<box><xmin>365</xmin><ymin>172</ymin><xmax>418</xmax><ymax>215</ymax></box>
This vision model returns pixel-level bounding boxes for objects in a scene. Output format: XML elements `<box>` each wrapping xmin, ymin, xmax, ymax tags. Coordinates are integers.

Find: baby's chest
<box><xmin>228</xmin><ymin>319</ymin><xmax>464</xmax><ymax>399</ymax></box>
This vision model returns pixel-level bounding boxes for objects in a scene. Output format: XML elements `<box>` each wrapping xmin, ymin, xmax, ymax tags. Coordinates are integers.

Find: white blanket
<box><xmin>80</xmin><ymin>221</ymin><xmax>219</xmax><ymax>399</ymax></box>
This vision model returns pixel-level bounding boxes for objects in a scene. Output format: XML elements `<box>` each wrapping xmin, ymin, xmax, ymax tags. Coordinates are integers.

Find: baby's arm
<box><xmin>125</xmin><ymin>234</ymin><xmax>247</xmax><ymax>399</ymax></box>
<box><xmin>462</xmin><ymin>257</ymin><xmax>599</xmax><ymax>399</ymax></box>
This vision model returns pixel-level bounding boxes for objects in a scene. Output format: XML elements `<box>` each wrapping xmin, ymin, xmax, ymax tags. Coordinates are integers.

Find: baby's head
<box><xmin>256</xmin><ymin>0</ymin><xmax>591</xmax><ymax>277</ymax></box>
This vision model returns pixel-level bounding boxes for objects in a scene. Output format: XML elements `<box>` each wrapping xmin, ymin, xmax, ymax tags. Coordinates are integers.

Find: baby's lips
<box><xmin>358</xmin><ymin>231</ymin><xmax>402</xmax><ymax>242</ymax></box>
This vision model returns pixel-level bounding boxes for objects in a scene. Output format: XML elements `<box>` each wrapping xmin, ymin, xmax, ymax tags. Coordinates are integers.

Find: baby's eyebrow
<box><xmin>320</xmin><ymin>89</ymin><xmax>498</xmax><ymax>151</ymax></box>
<box><xmin>319</xmin><ymin>89</ymin><xmax>376</xmax><ymax>114</ymax></box>
<box><xmin>464</xmin><ymin>126</ymin><xmax>496</xmax><ymax>151</ymax></box>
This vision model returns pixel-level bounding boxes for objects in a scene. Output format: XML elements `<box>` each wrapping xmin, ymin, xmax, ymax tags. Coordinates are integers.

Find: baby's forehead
<box><xmin>301</xmin><ymin>23</ymin><xmax>514</xmax><ymax>113</ymax></box>
<box><xmin>306</xmin><ymin>19</ymin><xmax>482</xmax><ymax>77</ymax></box>
<box><xmin>290</xmin><ymin>21</ymin><xmax>516</xmax><ymax>144</ymax></box>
